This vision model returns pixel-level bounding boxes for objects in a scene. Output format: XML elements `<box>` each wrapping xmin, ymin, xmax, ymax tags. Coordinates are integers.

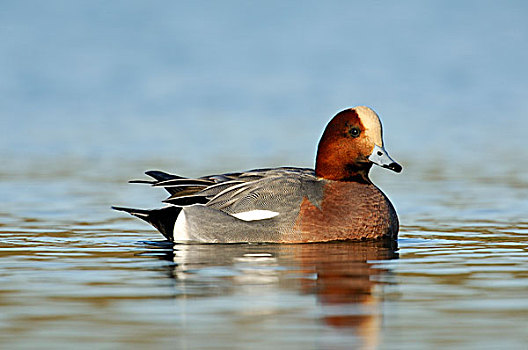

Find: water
<box><xmin>1</xmin><ymin>1</ymin><xmax>528</xmax><ymax>349</ymax></box>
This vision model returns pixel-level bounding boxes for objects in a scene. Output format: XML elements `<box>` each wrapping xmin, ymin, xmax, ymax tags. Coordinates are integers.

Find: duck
<box><xmin>113</xmin><ymin>106</ymin><xmax>402</xmax><ymax>243</ymax></box>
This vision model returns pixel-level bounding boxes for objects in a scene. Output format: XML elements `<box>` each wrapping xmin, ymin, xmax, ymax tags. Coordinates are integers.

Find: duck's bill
<box><xmin>368</xmin><ymin>145</ymin><xmax>402</xmax><ymax>173</ymax></box>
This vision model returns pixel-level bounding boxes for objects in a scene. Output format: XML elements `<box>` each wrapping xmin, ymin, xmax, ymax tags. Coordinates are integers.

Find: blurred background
<box><xmin>2</xmin><ymin>1</ymin><xmax>527</xmax><ymax>175</ymax></box>
<box><xmin>1</xmin><ymin>1</ymin><xmax>527</xmax><ymax>349</ymax></box>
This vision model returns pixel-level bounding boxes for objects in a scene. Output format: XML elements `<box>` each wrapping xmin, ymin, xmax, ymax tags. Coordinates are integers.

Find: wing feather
<box><xmin>127</xmin><ymin>167</ymin><xmax>319</xmax><ymax>213</ymax></box>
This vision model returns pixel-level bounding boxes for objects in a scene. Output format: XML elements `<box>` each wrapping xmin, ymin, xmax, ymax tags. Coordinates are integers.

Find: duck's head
<box><xmin>315</xmin><ymin>106</ymin><xmax>402</xmax><ymax>182</ymax></box>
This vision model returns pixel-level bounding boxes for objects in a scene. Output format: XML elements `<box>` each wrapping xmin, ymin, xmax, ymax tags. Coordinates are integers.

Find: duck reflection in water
<box><xmin>145</xmin><ymin>239</ymin><xmax>398</xmax><ymax>349</ymax></box>
<box><xmin>296</xmin><ymin>240</ymin><xmax>397</xmax><ymax>350</ymax></box>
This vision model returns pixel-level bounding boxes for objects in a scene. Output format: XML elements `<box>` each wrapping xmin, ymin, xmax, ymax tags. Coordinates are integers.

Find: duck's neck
<box><xmin>315</xmin><ymin>155</ymin><xmax>372</xmax><ymax>184</ymax></box>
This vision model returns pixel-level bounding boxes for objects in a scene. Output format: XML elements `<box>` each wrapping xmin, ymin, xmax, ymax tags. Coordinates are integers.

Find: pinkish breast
<box><xmin>294</xmin><ymin>181</ymin><xmax>398</xmax><ymax>242</ymax></box>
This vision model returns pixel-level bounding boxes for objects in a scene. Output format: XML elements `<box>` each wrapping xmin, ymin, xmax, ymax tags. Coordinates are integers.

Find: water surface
<box><xmin>1</xmin><ymin>157</ymin><xmax>527</xmax><ymax>349</ymax></box>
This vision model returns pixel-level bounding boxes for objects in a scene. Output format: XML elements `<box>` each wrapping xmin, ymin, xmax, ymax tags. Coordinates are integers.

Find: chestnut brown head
<box><xmin>315</xmin><ymin>106</ymin><xmax>401</xmax><ymax>182</ymax></box>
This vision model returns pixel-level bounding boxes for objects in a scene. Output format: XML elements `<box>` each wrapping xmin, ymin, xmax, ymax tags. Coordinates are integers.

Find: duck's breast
<box><xmin>294</xmin><ymin>181</ymin><xmax>398</xmax><ymax>241</ymax></box>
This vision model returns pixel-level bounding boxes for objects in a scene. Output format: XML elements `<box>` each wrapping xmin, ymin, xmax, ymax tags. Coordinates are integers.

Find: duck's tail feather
<box><xmin>130</xmin><ymin>170</ymin><xmax>209</xmax><ymax>197</ymax></box>
<box><xmin>112</xmin><ymin>206</ymin><xmax>181</xmax><ymax>241</ymax></box>
<box><xmin>128</xmin><ymin>170</ymin><xmax>182</xmax><ymax>185</ymax></box>
<box><xmin>145</xmin><ymin>170</ymin><xmax>183</xmax><ymax>182</ymax></box>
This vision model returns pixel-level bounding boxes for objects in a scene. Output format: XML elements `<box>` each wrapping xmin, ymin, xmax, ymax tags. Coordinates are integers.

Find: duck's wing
<box><xmin>116</xmin><ymin>167</ymin><xmax>323</xmax><ymax>242</ymax></box>
<box><xmin>133</xmin><ymin>167</ymin><xmax>317</xmax><ymax>206</ymax></box>
<box><xmin>206</xmin><ymin>175</ymin><xmax>308</xmax><ymax>214</ymax></box>
<box><xmin>174</xmin><ymin>169</ymin><xmax>325</xmax><ymax>243</ymax></box>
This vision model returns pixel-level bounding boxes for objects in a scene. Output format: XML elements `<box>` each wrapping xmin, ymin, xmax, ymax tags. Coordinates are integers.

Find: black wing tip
<box><xmin>163</xmin><ymin>195</ymin><xmax>210</xmax><ymax>205</ymax></box>
<box><xmin>128</xmin><ymin>179</ymin><xmax>155</xmax><ymax>184</ymax></box>
<box><xmin>125</xmin><ymin>170</ymin><xmax>186</xmax><ymax>188</ymax></box>
<box><xmin>145</xmin><ymin>170</ymin><xmax>183</xmax><ymax>181</ymax></box>
<box><xmin>145</xmin><ymin>170</ymin><xmax>164</xmax><ymax>177</ymax></box>
<box><xmin>153</xmin><ymin>180</ymin><xmax>211</xmax><ymax>188</ymax></box>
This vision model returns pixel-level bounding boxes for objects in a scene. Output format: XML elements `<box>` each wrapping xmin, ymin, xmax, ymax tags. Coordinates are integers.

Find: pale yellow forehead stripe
<box><xmin>354</xmin><ymin>106</ymin><xmax>383</xmax><ymax>146</ymax></box>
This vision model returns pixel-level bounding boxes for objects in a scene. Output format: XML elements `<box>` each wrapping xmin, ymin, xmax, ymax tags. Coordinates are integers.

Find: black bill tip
<box><xmin>387</xmin><ymin>162</ymin><xmax>402</xmax><ymax>173</ymax></box>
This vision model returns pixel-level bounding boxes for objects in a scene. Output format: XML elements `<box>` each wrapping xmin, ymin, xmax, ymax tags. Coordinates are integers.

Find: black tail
<box><xmin>112</xmin><ymin>206</ymin><xmax>181</xmax><ymax>241</ymax></box>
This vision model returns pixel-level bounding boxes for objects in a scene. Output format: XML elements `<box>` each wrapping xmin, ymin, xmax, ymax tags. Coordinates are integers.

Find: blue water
<box><xmin>1</xmin><ymin>1</ymin><xmax>527</xmax><ymax>349</ymax></box>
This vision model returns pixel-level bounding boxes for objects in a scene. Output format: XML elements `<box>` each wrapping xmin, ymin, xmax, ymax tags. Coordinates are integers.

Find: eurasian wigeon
<box><xmin>113</xmin><ymin>106</ymin><xmax>402</xmax><ymax>243</ymax></box>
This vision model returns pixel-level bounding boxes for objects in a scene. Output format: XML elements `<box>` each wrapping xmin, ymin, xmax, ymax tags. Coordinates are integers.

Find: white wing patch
<box><xmin>232</xmin><ymin>210</ymin><xmax>280</xmax><ymax>221</ymax></box>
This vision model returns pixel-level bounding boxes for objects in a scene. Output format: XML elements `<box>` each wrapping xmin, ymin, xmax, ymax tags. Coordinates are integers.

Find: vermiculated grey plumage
<box><xmin>114</xmin><ymin>167</ymin><xmax>327</xmax><ymax>242</ymax></box>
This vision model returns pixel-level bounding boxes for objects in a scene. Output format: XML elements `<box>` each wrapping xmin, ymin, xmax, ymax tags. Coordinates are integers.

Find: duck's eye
<box><xmin>348</xmin><ymin>127</ymin><xmax>361</xmax><ymax>138</ymax></box>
